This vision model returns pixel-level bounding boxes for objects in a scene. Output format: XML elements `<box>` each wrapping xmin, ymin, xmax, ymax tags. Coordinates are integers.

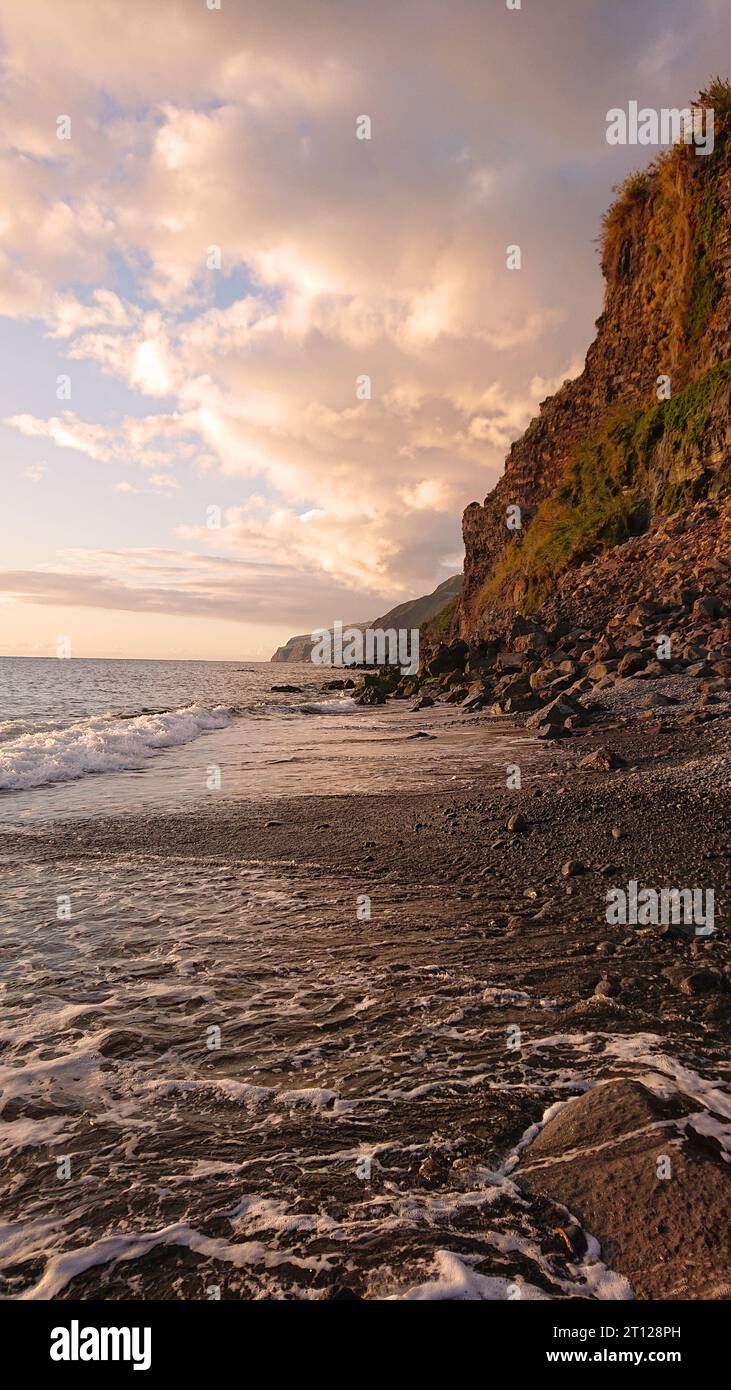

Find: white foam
<box><xmin>396</xmin><ymin>1249</ymin><xmax>551</xmax><ymax>1301</ymax></box>
<box><xmin>291</xmin><ymin>698</ymin><xmax>358</xmax><ymax>715</ymax></box>
<box><xmin>0</xmin><ymin>704</ymin><xmax>232</xmax><ymax>791</ymax></box>
<box><xmin>15</xmin><ymin>1219</ymin><xmax>333</xmax><ymax>1300</ymax></box>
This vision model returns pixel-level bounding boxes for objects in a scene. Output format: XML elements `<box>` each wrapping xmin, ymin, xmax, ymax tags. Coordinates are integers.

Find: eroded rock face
<box><xmin>517</xmin><ymin>1079</ymin><xmax>731</xmax><ymax>1300</ymax></box>
<box><xmin>458</xmin><ymin>103</ymin><xmax>731</xmax><ymax>648</ymax></box>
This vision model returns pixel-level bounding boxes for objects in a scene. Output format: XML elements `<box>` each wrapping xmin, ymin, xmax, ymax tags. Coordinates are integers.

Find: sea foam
<box><xmin>0</xmin><ymin>704</ymin><xmax>232</xmax><ymax>791</ymax></box>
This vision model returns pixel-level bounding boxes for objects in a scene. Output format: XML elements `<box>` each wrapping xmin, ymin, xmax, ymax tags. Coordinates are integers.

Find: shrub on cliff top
<box><xmin>600</xmin><ymin>78</ymin><xmax>730</xmax><ymax>284</ymax></box>
<box><xmin>600</xmin><ymin>169</ymin><xmax>655</xmax><ymax>279</ymax></box>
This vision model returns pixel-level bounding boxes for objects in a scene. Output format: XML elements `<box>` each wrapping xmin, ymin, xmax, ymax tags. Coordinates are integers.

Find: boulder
<box><xmin>357</xmin><ymin>684</ymin><xmax>387</xmax><ymax>705</ymax></box>
<box><xmin>525</xmin><ymin>692</ymin><xmax>584</xmax><ymax>731</ymax></box>
<box><xmin>517</xmin><ymin>1079</ymin><xmax>731</xmax><ymax>1299</ymax></box>
<box><xmin>693</xmin><ymin>595</ymin><xmax>726</xmax><ymax>621</ymax></box>
<box><xmin>618</xmin><ymin>651</ymin><xmax>647</xmax><ymax>676</ymax></box>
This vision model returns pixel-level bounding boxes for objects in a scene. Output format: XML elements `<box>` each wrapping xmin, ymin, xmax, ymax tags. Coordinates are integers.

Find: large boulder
<box><xmin>525</xmin><ymin>692</ymin><xmax>584</xmax><ymax>731</ymax></box>
<box><xmin>424</xmin><ymin>639</ymin><xmax>468</xmax><ymax>677</ymax></box>
<box><xmin>517</xmin><ymin>1079</ymin><xmax>731</xmax><ymax>1300</ymax></box>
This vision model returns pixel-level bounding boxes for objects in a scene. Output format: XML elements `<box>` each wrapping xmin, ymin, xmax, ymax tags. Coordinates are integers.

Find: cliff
<box><xmin>459</xmin><ymin>80</ymin><xmax>731</xmax><ymax>646</ymax></box>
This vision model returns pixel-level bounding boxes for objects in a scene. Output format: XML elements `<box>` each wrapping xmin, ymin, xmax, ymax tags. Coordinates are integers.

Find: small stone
<box><xmin>561</xmin><ymin>860</ymin><xmax>585</xmax><ymax>877</ymax></box>
<box><xmin>507</xmin><ymin>813</ymin><xmax>527</xmax><ymax>833</ymax></box>
<box><xmin>579</xmin><ymin>748</ymin><xmax>626</xmax><ymax>772</ymax></box>
<box><xmin>594</xmin><ymin>976</ymin><xmax>620</xmax><ymax>998</ymax></box>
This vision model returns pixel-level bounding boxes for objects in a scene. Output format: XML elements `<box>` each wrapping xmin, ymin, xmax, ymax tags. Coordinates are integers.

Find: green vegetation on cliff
<box><xmin>480</xmin><ymin>361</ymin><xmax>731</xmax><ymax>613</ymax></box>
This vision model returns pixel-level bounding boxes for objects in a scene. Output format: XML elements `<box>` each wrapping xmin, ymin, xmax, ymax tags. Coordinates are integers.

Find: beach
<box><xmin>1</xmin><ymin>659</ymin><xmax>729</xmax><ymax>1300</ymax></box>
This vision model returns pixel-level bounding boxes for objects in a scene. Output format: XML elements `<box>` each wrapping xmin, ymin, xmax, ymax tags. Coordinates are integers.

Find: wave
<box><xmin>288</xmin><ymin>698</ymin><xmax>359</xmax><ymax>716</ymax></box>
<box><xmin>0</xmin><ymin>704</ymin><xmax>233</xmax><ymax>792</ymax></box>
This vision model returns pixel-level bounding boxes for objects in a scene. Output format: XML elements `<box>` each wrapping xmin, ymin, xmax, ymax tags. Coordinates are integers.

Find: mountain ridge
<box><xmin>270</xmin><ymin>573</ymin><xmax>462</xmax><ymax>662</ymax></box>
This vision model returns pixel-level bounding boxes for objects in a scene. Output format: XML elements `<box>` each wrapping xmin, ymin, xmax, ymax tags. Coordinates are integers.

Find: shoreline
<box><xmin>2</xmin><ymin>689</ymin><xmax>730</xmax><ymax>1300</ymax></box>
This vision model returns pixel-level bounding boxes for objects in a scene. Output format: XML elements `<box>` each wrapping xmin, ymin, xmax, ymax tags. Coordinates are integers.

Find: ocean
<box><xmin>0</xmin><ymin>656</ymin><xmax>523</xmax><ymax>821</ymax></box>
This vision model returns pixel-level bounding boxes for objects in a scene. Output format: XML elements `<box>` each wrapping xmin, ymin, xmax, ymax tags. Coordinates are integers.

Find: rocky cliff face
<box><xmin>460</xmin><ymin>83</ymin><xmax>731</xmax><ymax>645</ymax></box>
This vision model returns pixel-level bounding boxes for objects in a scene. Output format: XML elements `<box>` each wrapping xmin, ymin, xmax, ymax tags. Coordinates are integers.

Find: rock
<box><xmin>425</xmin><ymin>642</ymin><xmax>465</xmax><ymax>677</ymax></box>
<box><xmin>535</xmin><ymin>722</ymin><xmax>570</xmax><ymax>740</ymax></box>
<box><xmin>525</xmin><ymin>692</ymin><xmax>583</xmax><ymax>731</ymax></box>
<box><xmin>587</xmin><ymin>660</ymin><xmax>611</xmax><ymax>680</ymax></box>
<box><xmin>410</xmin><ymin>693</ymin><xmax>434</xmax><ymax>710</ymax></box>
<box><xmin>503</xmin><ymin>691</ymin><xmax>543</xmax><ymax>713</ymax></box>
<box><xmin>561</xmin><ymin>860</ymin><xmax>585</xmax><ymax>877</ymax></box>
<box><xmin>496</xmin><ymin>649</ymin><xmax>525</xmax><ymax>672</ymax></box>
<box><xmin>551</xmin><ymin>1225</ymin><xmax>589</xmax><ymax>1259</ymax></box>
<box><xmin>394</xmin><ymin>676</ymin><xmax>420</xmax><ymax>699</ymax></box>
<box><xmin>693</xmin><ymin>594</ymin><xmax>726</xmax><ymax>621</ymax></box>
<box><xmin>506</xmin><ymin>813</ymin><xmax>528</xmax><ymax>833</ymax></box>
<box><xmin>594</xmin><ymin>976</ymin><xmax>621</xmax><ymax>998</ymax></box>
<box><xmin>579</xmin><ymin>748</ymin><xmax>626</xmax><ymax>771</ymax></box>
<box><xmin>634</xmin><ymin>660</ymin><xmax>666</xmax><ymax>679</ymax></box>
<box><xmin>628</xmin><ymin>600</ymin><xmax>659</xmax><ymax>627</ymax></box>
<box><xmin>591</xmin><ymin>638</ymin><xmax>618</xmax><ymax>661</ymax></box>
<box><xmin>496</xmin><ymin>673</ymin><xmax>532</xmax><ymax>698</ymax></box>
<box><xmin>516</xmin><ymin>1078</ymin><xmax>731</xmax><ymax>1298</ymax></box>
<box><xmin>640</xmin><ymin>691</ymin><xmax>677</xmax><ymax>707</ymax></box>
<box><xmin>618</xmin><ymin>651</ymin><xmax>647</xmax><ymax>676</ymax></box>
<box><xmin>530</xmin><ymin>667</ymin><xmax>559</xmax><ymax>691</ymax></box>
<box><xmin>679</xmin><ymin>969</ymin><xmax>725</xmax><ymax>996</ymax></box>
<box><xmin>357</xmin><ymin>684</ymin><xmax>387</xmax><ymax>705</ymax></box>
<box><xmin>270</xmin><ymin>684</ymin><xmax>303</xmax><ymax>693</ymax></box>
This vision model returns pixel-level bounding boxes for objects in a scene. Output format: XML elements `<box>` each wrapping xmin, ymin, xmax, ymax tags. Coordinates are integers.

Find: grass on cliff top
<box><xmin>480</xmin><ymin>361</ymin><xmax>731</xmax><ymax>614</ymax></box>
<box><xmin>600</xmin><ymin>77</ymin><xmax>730</xmax><ymax>293</ymax></box>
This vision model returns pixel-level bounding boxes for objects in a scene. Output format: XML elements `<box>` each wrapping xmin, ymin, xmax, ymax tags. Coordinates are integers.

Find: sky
<box><xmin>0</xmin><ymin>0</ymin><xmax>729</xmax><ymax>660</ymax></box>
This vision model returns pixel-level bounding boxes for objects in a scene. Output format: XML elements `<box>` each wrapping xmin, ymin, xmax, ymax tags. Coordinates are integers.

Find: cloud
<box><xmin>0</xmin><ymin>547</ymin><xmax>403</xmax><ymax>628</ymax></box>
<box><xmin>1</xmin><ymin>0</ymin><xmax>728</xmax><ymax>627</ymax></box>
<box><xmin>23</xmin><ymin>462</ymin><xmax>47</xmax><ymax>482</ymax></box>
